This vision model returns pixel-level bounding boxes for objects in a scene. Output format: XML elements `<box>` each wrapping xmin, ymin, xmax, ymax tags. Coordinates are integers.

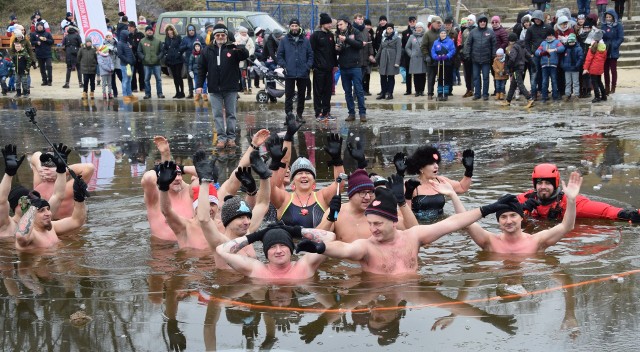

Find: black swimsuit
<box><xmin>279</xmin><ymin>193</ymin><xmax>326</xmax><ymax>232</ymax></box>
<box><xmin>411</xmin><ymin>180</ymin><xmax>446</xmax><ymax>222</ymax></box>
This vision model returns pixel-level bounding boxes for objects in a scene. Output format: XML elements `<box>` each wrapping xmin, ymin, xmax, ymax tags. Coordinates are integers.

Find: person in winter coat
<box><xmin>405</xmin><ymin>22</ymin><xmax>428</xmax><ymax>97</ymax></box>
<box><xmin>310</xmin><ymin>13</ymin><xmax>338</xmax><ymax>120</ymax></box>
<box><xmin>358</xmin><ymin>17</ymin><xmax>375</xmax><ymax>96</ymax></box>
<box><xmin>400</xmin><ymin>16</ymin><xmax>417</xmax><ymax>95</ymax></box>
<box><xmin>373</xmin><ymin>16</ymin><xmax>388</xmax><ymax>55</ymax></box>
<box><xmin>463</xmin><ymin>15</ymin><xmax>496</xmax><ymax>100</ymax></box>
<box><xmin>97</xmin><ymin>45</ymin><xmax>115</xmax><ymax>99</ymax></box>
<box><xmin>492</xmin><ymin>16</ymin><xmax>509</xmax><ymax>50</ymax></box>
<box><xmin>138</xmin><ymin>25</ymin><xmax>165</xmax><ymax>99</ymax></box>
<box><xmin>460</xmin><ymin>15</ymin><xmax>476</xmax><ymax>97</ymax></box>
<box><xmin>77</xmin><ymin>38</ymin><xmax>98</xmax><ymax>99</ymax></box>
<box><xmin>525</xmin><ymin>10</ymin><xmax>552</xmax><ymax>99</ymax></box>
<box><xmin>535</xmin><ymin>28</ymin><xmax>565</xmax><ymax>102</ymax></box>
<box><xmin>10</xmin><ymin>42</ymin><xmax>31</xmax><ymax>98</ymax></box>
<box><xmin>128</xmin><ymin>21</ymin><xmax>146</xmax><ymax>93</ymax></box>
<box><xmin>421</xmin><ymin>16</ymin><xmax>444</xmax><ymax>99</ymax></box>
<box><xmin>577</xmin><ymin>19</ymin><xmax>594</xmax><ymax>98</ymax></box>
<box><xmin>492</xmin><ymin>49</ymin><xmax>508</xmax><ymax>100</ymax></box>
<box><xmin>104</xmin><ymin>32</ymin><xmax>121</xmax><ymax>98</ymax></box>
<box><xmin>30</xmin><ymin>21</ymin><xmax>54</xmax><ymax>85</ymax></box>
<box><xmin>431</xmin><ymin>28</ymin><xmax>456</xmax><ymax>101</ymax></box>
<box><xmin>336</xmin><ymin>17</ymin><xmax>366</xmax><ymax>122</ymax></box>
<box><xmin>561</xmin><ymin>34</ymin><xmax>584</xmax><ymax>100</ymax></box>
<box><xmin>262</xmin><ymin>28</ymin><xmax>283</xmax><ymax>69</ymax></box>
<box><xmin>196</xmin><ymin>24</ymin><xmax>249</xmax><ymax>148</ymax></box>
<box><xmin>583</xmin><ymin>31</ymin><xmax>607</xmax><ymax>103</ymax></box>
<box><xmin>179</xmin><ymin>24</ymin><xmax>201</xmax><ymax>98</ymax></box>
<box><xmin>277</xmin><ymin>18</ymin><xmax>313</xmax><ymax>120</ymax></box>
<box><xmin>116</xmin><ymin>29</ymin><xmax>137</xmax><ymax>102</ymax></box>
<box><xmin>188</xmin><ymin>41</ymin><xmax>206</xmax><ymax>102</ymax></box>
<box><xmin>519</xmin><ymin>15</ymin><xmax>532</xmax><ymax>41</ymax></box>
<box><xmin>61</xmin><ymin>26</ymin><xmax>82</xmax><ymax>89</ymax></box>
<box><xmin>601</xmin><ymin>9</ymin><xmax>624</xmax><ymax>94</ymax></box>
<box><xmin>502</xmin><ymin>33</ymin><xmax>534</xmax><ymax>107</ymax></box>
<box><xmin>512</xmin><ymin>11</ymin><xmax>529</xmax><ymax>38</ymax></box>
<box><xmin>0</xmin><ymin>52</ymin><xmax>13</xmax><ymax>96</ymax></box>
<box><xmin>161</xmin><ymin>24</ymin><xmax>185</xmax><ymax>98</ymax></box>
<box><xmin>235</xmin><ymin>26</ymin><xmax>255</xmax><ymax>94</ymax></box>
<box><xmin>375</xmin><ymin>23</ymin><xmax>402</xmax><ymax>100</ymax></box>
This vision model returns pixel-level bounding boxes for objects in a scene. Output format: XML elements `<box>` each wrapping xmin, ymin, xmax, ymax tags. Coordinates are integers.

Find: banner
<box><xmin>72</xmin><ymin>0</ymin><xmax>108</xmax><ymax>46</ymax></box>
<box><xmin>119</xmin><ymin>0</ymin><xmax>138</xmax><ymax>27</ymax></box>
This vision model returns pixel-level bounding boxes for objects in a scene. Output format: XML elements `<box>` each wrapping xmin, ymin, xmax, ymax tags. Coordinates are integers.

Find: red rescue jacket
<box><xmin>517</xmin><ymin>190</ymin><xmax>621</xmax><ymax>220</ymax></box>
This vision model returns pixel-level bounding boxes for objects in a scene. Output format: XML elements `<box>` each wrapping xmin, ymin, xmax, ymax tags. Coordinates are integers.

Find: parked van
<box><xmin>154</xmin><ymin>11</ymin><xmax>286</xmax><ymax>42</ymax></box>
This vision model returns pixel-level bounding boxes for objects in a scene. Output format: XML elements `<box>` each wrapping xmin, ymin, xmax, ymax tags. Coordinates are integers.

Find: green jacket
<box><xmin>77</xmin><ymin>46</ymin><xmax>98</xmax><ymax>74</ymax></box>
<box><xmin>137</xmin><ymin>35</ymin><xmax>164</xmax><ymax>66</ymax></box>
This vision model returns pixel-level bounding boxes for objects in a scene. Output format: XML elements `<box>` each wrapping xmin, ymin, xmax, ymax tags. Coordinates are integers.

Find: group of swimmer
<box><xmin>2</xmin><ymin>113</ymin><xmax>640</xmax><ymax>280</ymax></box>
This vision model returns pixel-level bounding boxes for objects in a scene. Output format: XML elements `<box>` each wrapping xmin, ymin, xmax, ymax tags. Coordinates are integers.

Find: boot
<box><xmin>385</xmin><ymin>94</ymin><xmax>393</xmax><ymax>100</ymax></box>
<box><xmin>15</xmin><ymin>89</ymin><xmax>22</xmax><ymax>98</ymax></box>
<box><xmin>610</xmin><ymin>86</ymin><xmax>616</xmax><ymax>94</ymax></box>
<box><xmin>376</xmin><ymin>93</ymin><xmax>385</xmax><ymax>100</ymax></box>
<box><xmin>359</xmin><ymin>114</ymin><xmax>367</xmax><ymax>122</ymax></box>
<box><xmin>23</xmin><ymin>89</ymin><xmax>30</xmax><ymax>98</ymax></box>
<box><xmin>1</xmin><ymin>88</ymin><xmax>6</xmax><ymax>96</ymax></box>
<box><xmin>130</xmin><ymin>95</ymin><xmax>139</xmax><ymax>102</ymax></box>
<box><xmin>202</xmin><ymin>94</ymin><xmax>208</xmax><ymax>101</ymax></box>
<box><xmin>605</xmin><ymin>87</ymin><xmax>610</xmax><ymax>96</ymax></box>
<box><xmin>525</xmin><ymin>99</ymin><xmax>534</xmax><ymax>108</ymax></box>
<box><xmin>194</xmin><ymin>93</ymin><xmax>201</xmax><ymax>101</ymax></box>
<box><xmin>186</xmin><ymin>92</ymin><xmax>193</xmax><ymax>99</ymax></box>
<box><xmin>62</xmin><ymin>82</ymin><xmax>69</xmax><ymax>89</ymax></box>
<box><xmin>90</xmin><ymin>92</ymin><xmax>95</xmax><ymax>99</ymax></box>
<box><xmin>122</xmin><ymin>96</ymin><xmax>131</xmax><ymax>103</ymax></box>
<box><xmin>345</xmin><ymin>114</ymin><xmax>356</xmax><ymax>122</ymax></box>
<box><xmin>463</xmin><ymin>90</ymin><xmax>473</xmax><ymax>98</ymax></box>
<box><xmin>500</xmin><ymin>100</ymin><xmax>511</xmax><ymax>106</ymax></box>
<box><xmin>108</xmin><ymin>93</ymin><xmax>113</xmax><ymax>100</ymax></box>
<box><xmin>103</xmin><ymin>93</ymin><xmax>107</xmax><ymax>99</ymax></box>
<box><xmin>82</xmin><ymin>92</ymin><xmax>88</xmax><ymax>100</ymax></box>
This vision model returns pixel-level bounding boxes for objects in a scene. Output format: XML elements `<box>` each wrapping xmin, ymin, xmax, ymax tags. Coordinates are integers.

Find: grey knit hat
<box><xmin>290</xmin><ymin>157</ymin><xmax>316</xmax><ymax>179</ymax></box>
<box><xmin>221</xmin><ymin>196</ymin><xmax>252</xmax><ymax>227</ymax></box>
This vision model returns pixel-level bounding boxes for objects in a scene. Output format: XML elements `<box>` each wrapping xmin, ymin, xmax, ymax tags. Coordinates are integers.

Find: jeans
<box><xmin>597</xmin><ymin>4</ymin><xmax>607</xmax><ymax>24</ymax></box>
<box><xmin>541</xmin><ymin>66</ymin><xmax>558</xmax><ymax>100</ymax></box>
<box><xmin>209</xmin><ymin>91</ymin><xmax>238</xmax><ymax>142</ymax></box>
<box><xmin>472</xmin><ymin>62</ymin><xmax>491</xmax><ymax>98</ymax></box>
<box><xmin>143</xmin><ymin>65</ymin><xmax>163</xmax><ymax>96</ymax></box>
<box><xmin>120</xmin><ymin>65</ymin><xmax>132</xmax><ymax>96</ymax></box>
<box><xmin>340</xmin><ymin>67</ymin><xmax>366</xmax><ymax>115</ymax></box>
<box><xmin>495</xmin><ymin>79</ymin><xmax>506</xmax><ymax>94</ymax></box>
<box><xmin>564</xmin><ymin>71</ymin><xmax>580</xmax><ymax>96</ymax></box>
<box><xmin>284</xmin><ymin>77</ymin><xmax>307</xmax><ymax>116</ymax></box>
<box><xmin>577</xmin><ymin>0</ymin><xmax>591</xmax><ymax>14</ymax></box>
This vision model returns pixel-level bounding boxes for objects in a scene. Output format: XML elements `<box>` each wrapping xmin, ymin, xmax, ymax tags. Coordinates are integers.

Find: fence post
<box><xmin>386</xmin><ymin>0</ymin><xmax>390</xmax><ymax>20</ymax></box>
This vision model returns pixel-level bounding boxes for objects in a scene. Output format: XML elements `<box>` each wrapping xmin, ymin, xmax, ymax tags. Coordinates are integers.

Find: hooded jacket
<box><xmin>507</xmin><ymin>40</ymin><xmax>530</xmax><ymax>71</ymax></box>
<box><xmin>138</xmin><ymin>33</ymin><xmax>164</xmax><ymax>66</ymax></box>
<box><xmin>197</xmin><ymin>40</ymin><xmax>249</xmax><ymax>93</ymax></box>
<box><xmin>188</xmin><ymin>41</ymin><xmax>203</xmax><ymax>74</ymax></box>
<box><xmin>12</xmin><ymin>48</ymin><xmax>31</xmax><ymax>75</ymax></box>
<box><xmin>162</xmin><ymin>24</ymin><xmax>184</xmax><ymax>65</ymax></box>
<box><xmin>583</xmin><ymin>41</ymin><xmax>607</xmax><ymax>75</ymax></box>
<box><xmin>0</xmin><ymin>57</ymin><xmax>13</xmax><ymax>77</ymax></box>
<box><xmin>77</xmin><ymin>44</ymin><xmax>98</xmax><ymax>74</ymax></box>
<box><xmin>601</xmin><ymin>10</ymin><xmax>624</xmax><ymax>59</ymax></box>
<box><xmin>525</xmin><ymin>10</ymin><xmax>552</xmax><ymax>55</ymax></box>
<box><xmin>180</xmin><ymin>24</ymin><xmax>202</xmax><ymax>59</ymax></box>
<box><xmin>117</xmin><ymin>30</ymin><xmax>136</xmax><ymax>66</ymax></box>
<box><xmin>309</xmin><ymin>28</ymin><xmax>337</xmax><ymax>71</ymax></box>
<box><xmin>463</xmin><ymin>17</ymin><xmax>496</xmax><ymax>64</ymax></box>
<box><xmin>30</xmin><ymin>23</ymin><xmax>54</xmax><ymax>59</ymax></box>
<box><xmin>62</xmin><ymin>27</ymin><xmax>82</xmax><ymax>65</ymax></box>
<box><xmin>375</xmin><ymin>30</ymin><xmax>402</xmax><ymax>75</ymax></box>
<box><xmin>560</xmin><ymin>43</ymin><xmax>584</xmax><ymax>72</ymax></box>
<box><xmin>430</xmin><ymin>35</ymin><xmax>456</xmax><ymax>64</ymax></box>
<box><xmin>421</xmin><ymin>25</ymin><xmax>441</xmax><ymax>66</ymax></box>
<box><xmin>535</xmin><ymin>38</ymin><xmax>565</xmax><ymax>67</ymax></box>
<box><xmin>276</xmin><ymin>29</ymin><xmax>313</xmax><ymax>78</ymax></box>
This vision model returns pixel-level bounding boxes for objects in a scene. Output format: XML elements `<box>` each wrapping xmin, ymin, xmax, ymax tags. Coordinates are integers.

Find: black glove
<box><xmin>54</xmin><ymin>143</ymin><xmax>71</xmax><ymax>165</ymax></box>
<box><xmin>388</xmin><ymin>174</ymin><xmax>406</xmax><ymax>206</ymax></box>
<box><xmin>250</xmin><ymin>150</ymin><xmax>272</xmax><ymax>180</ymax></box>
<box><xmin>295</xmin><ymin>239</ymin><xmax>326</xmax><ymax>254</ymax></box>
<box><xmin>156</xmin><ymin>161</ymin><xmax>178</xmax><ymax>192</ymax></box>
<box><xmin>479</xmin><ymin>194</ymin><xmax>519</xmax><ymax>217</ymax></box>
<box><xmin>347</xmin><ymin>140</ymin><xmax>367</xmax><ymax>169</ymax></box>
<box><xmin>2</xmin><ymin>144</ymin><xmax>25</xmax><ymax>176</ymax></box>
<box><xmin>617</xmin><ymin>208</ymin><xmax>640</xmax><ymax>223</ymax></box>
<box><xmin>267</xmin><ymin>135</ymin><xmax>288</xmax><ymax>171</ymax></box>
<box><xmin>299</xmin><ymin>316</ymin><xmax>328</xmax><ymax>344</ymax></box>
<box><xmin>192</xmin><ymin>150</ymin><xmax>218</xmax><ymax>182</ymax></box>
<box><xmin>462</xmin><ymin>149</ymin><xmax>474</xmax><ymax>178</ymax></box>
<box><xmin>521</xmin><ymin>197</ymin><xmax>540</xmax><ymax>213</ymax></box>
<box><xmin>283</xmin><ymin>112</ymin><xmax>303</xmax><ymax>142</ymax></box>
<box><xmin>167</xmin><ymin>319</ymin><xmax>187</xmax><ymax>351</ymax></box>
<box><xmin>245</xmin><ymin>223</ymin><xmax>277</xmax><ymax>244</ymax></box>
<box><xmin>393</xmin><ymin>152</ymin><xmax>407</xmax><ymax>177</ymax></box>
<box><xmin>73</xmin><ymin>176</ymin><xmax>89</xmax><ymax>202</ymax></box>
<box><xmin>324</xmin><ymin>133</ymin><xmax>344</xmax><ymax>167</ymax></box>
<box><xmin>235</xmin><ymin>166</ymin><xmax>257</xmax><ymax>195</ymax></box>
<box><xmin>404</xmin><ymin>179</ymin><xmax>421</xmax><ymax>200</ymax></box>
<box><xmin>278</xmin><ymin>223</ymin><xmax>303</xmax><ymax>238</ymax></box>
<box><xmin>326</xmin><ymin>194</ymin><xmax>342</xmax><ymax>222</ymax></box>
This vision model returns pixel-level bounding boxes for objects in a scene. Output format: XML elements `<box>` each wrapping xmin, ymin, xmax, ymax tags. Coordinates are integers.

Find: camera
<box><xmin>25</xmin><ymin>107</ymin><xmax>37</xmax><ymax>120</ymax></box>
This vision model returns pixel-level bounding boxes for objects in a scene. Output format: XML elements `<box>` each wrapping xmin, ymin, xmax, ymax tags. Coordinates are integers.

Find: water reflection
<box><xmin>0</xmin><ymin>102</ymin><xmax>639</xmax><ymax>350</ymax></box>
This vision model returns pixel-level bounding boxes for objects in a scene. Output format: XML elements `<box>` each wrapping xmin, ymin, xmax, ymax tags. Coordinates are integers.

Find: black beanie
<box><xmin>495</xmin><ymin>197</ymin><xmax>525</xmax><ymax>220</ymax></box>
<box><xmin>8</xmin><ymin>185</ymin><xmax>30</xmax><ymax>211</ymax></box>
<box><xmin>262</xmin><ymin>228</ymin><xmax>294</xmax><ymax>255</ymax></box>
<box><xmin>379</xmin><ymin>15</ymin><xmax>388</xmax><ymax>22</ymax></box>
<box><xmin>320</xmin><ymin>13</ymin><xmax>332</xmax><ymax>25</ymax></box>
<box><xmin>365</xmin><ymin>187</ymin><xmax>398</xmax><ymax>222</ymax></box>
<box><xmin>508</xmin><ymin>32</ymin><xmax>518</xmax><ymax>42</ymax></box>
<box><xmin>289</xmin><ymin>18</ymin><xmax>301</xmax><ymax>26</ymax></box>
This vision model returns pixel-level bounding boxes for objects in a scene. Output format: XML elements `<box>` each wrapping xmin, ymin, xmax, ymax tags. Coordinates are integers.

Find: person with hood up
<box><xmin>116</xmin><ymin>29</ymin><xmax>137</xmax><ymax>103</ymax></box>
<box><xmin>405</xmin><ymin>22</ymin><xmax>428</xmax><ymax>97</ymax></box>
<box><xmin>0</xmin><ymin>52</ymin><xmax>13</xmax><ymax>96</ymax></box>
<box><xmin>104</xmin><ymin>32</ymin><xmax>121</xmax><ymax>98</ymax></box>
<box><xmin>161</xmin><ymin>24</ymin><xmax>185</xmax><ymax>99</ymax></box>
<box><xmin>519</xmin><ymin>15</ymin><xmax>532</xmax><ymax>41</ymax></box>
<box><xmin>277</xmin><ymin>18</ymin><xmax>313</xmax><ymax>121</ymax></box>
<box><xmin>188</xmin><ymin>41</ymin><xmax>205</xmax><ymax>102</ymax></box>
<box><xmin>180</xmin><ymin>24</ymin><xmax>201</xmax><ymax>98</ymax></box>
<box><xmin>583</xmin><ymin>30</ymin><xmax>607</xmax><ymax>103</ymax></box>
<box><xmin>525</xmin><ymin>10</ymin><xmax>552</xmax><ymax>100</ymax></box>
<box><xmin>61</xmin><ymin>26</ymin><xmax>82</xmax><ymax>89</ymax></box>
<box><xmin>535</xmin><ymin>28</ymin><xmax>565</xmax><ymax>102</ymax></box>
<box><xmin>375</xmin><ymin>23</ymin><xmax>402</xmax><ymax>100</ymax></box>
<box><xmin>501</xmin><ymin>33</ymin><xmax>535</xmax><ymax>108</ymax></box>
<box><xmin>463</xmin><ymin>15</ymin><xmax>496</xmax><ymax>101</ymax></box>
<box><xmin>97</xmin><ymin>45</ymin><xmax>115</xmax><ymax>99</ymax></box>
<box><xmin>30</xmin><ymin>21</ymin><xmax>54</xmax><ymax>86</ymax></box>
<box><xmin>77</xmin><ymin>38</ymin><xmax>98</xmax><ymax>100</ymax></box>
<box><xmin>601</xmin><ymin>9</ymin><xmax>624</xmax><ymax>95</ymax></box>
<box><xmin>561</xmin><ymin>33</ymin><xmax>584</xmax><ymax>101</ymax></box>
<box><xmin>431</xmin><ymin>28</ymin><xmax>456</xmax><ymax>101</ymax></box>
<box><xmin>235</xmin><ymin>26</ymin><xmax>255</xmax><ymax>95</ymax></box>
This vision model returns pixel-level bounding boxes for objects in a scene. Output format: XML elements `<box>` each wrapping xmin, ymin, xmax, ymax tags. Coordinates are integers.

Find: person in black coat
<box><xmin>162</xmin><ymin>24</ymin><xmax>185</xmax><ymax>98</ymax></box>
<box><xmin>400</xmin><ymin>16</ymin><xmax>417</xmax><ymax>94</ymax></box>
<box><xmin>373</xmin><ymin>16</ymin><xmax>388</xmax><ymax>55</ymax></box>
<box><xmin>61</xmin><ymin>26</ymin><xmax>82</xmax><ymax>88</ymax></box>
<box><xmin>128</xmin><ymin>21</ymin><xmax>146</xmax><ymax>92</ymax></box>
<box><xmin>30</xmin><ymin>21</ymin><xmax>54</xmax><ymax>85</ymax></box>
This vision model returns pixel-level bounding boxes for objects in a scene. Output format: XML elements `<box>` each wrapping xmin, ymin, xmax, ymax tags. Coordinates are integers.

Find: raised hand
<box><xmin>430</xmin><ymin>179</ymin><xmax>455</xmax><ymax>197</ymax></box>
<box><xmin>251</xmin><ymin>128</ymin><xmax>271</xmax><ymax>147</ymax></box>
<box><xmin>326</xmin><ymin>194</ymin><xmax>342</xmax><ymax>222</ymax></box>
<box><xmin>284</xmin><ymin>112</ymin><xmax>304</xmax><ymax>142</ymax></box>
<box><xmin>462</xmin><ymin>149</ymin><xmax>474</xmax><ymax>177</ymax></box>
<box><xmin>479</xmin><ymin>194</ymin><xmax>518</xmax><ymax>218</ymax></box>
<box><xmin>2</xmin><ymin>144</ymin><xmax>25</xmax><ymax>176</ymax></box>
<box><xmin>53</xmin><ymin>143</ymin><xmax>72</xmax><ymax>164</ymax></box>
<box><xmin>323</xmin><ymin>133</ymin><xmax>344</xmax><ymax>167</ymax></box>
<box><xmin>192</xmin><ymin>150</ymin><xmax>218</xmax><ymax>182</ymax></box>
<box><xmin>250</xmin><ymin>150</ymin><xmax>272</xmax><ymax>179</ymax></box>
<box><xmin>267</xmin><ymin>134</ymin><xmax>288</xmax><ymax>171</ymax></box>
<box><xmin>235</xmin><ymin>166</ymin><xmax>257</xmax><ymax>195</ymax></box>
<box><xmin>156</xmin><ymin>161</ymin><xmax>178</xmax><ymax>192</ymax></box>
<box><xmin>404</xmin><ymin>178</ymin><xmax>421</xmax><ymax>200</ymax></box>
<box><xmin>295</xmin><ymin>239</ymin><xmax>326</xmax><ymax>254</ymax></box>
<box><xmin>561</xmin><ymin>171</ymin><xmax>583</xmax><ymax>201</ymax></box>
<box><xmin>393</xmin><ymin>152</ymin><xmax>407</xmax><ymax>176</ymax></box>
<box><xmin>347</xmin><ymin>139</ymin><xmax>367</xmax><ymax>169</ymax></box>
<box><xmin>73</xmin><ymin>176</ymin><xmax>89</xmax><ymax>202</ymax></box>
<box><xmin>387</xmin><ymin>174</ymin><xmax>406</xmax><ymax>206</ymax></box>
<box><xmin>299</xmin><ymin>317</ymin><xmax>327</xmax><ymax>344</ymax></box>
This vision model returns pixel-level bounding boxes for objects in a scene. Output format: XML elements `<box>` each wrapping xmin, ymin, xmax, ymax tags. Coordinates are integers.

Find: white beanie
<box><xmin>467</xmin><ymin>14</ymin><xmax>476</xmax><ymax>23</ymax></box>
<box><xmin>13</xmin><ymin>29</ymin><xmax>24</xmax><ymax>39</ymax></box>
<box><xmin>496</xmin><ymin>48</ymin><xmax>504</xmax><ymax>55</ymax></box>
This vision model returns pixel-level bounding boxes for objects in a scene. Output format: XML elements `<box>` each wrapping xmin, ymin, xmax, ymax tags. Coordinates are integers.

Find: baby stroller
<box><xmin>252</xmin><ymin>60</ymin><xmax>294</xmax><ymax>103</ymax></box>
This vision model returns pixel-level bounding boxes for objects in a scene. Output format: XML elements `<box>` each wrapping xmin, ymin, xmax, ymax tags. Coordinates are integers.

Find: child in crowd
<box><xmin>188</xmin><ymin>41</ymin><xmax>207</xmax><ymax>102</ymax></box>
<box><xmin>97</xmin><ymin>45</ymin><xmax>115</xmax><ymax>99</ymax></box>
<box><xmin>502</xmin><ymin>32</ymin><xmax>534</xmax><ymax>108</ymax></box>
<box><xmin>535</xmin><ymin>28</ymin><xmax>565</xmax><ymax>102</ymax></box>
<box><xmin>561</xmin><ymin>34</ymin><xmax>584</xmax><ymax>101</ymax></box>
<box><xmin>583</xmin><ymin>31</ymin><xmax>607</xmax><ymax>103</ymax></box>
<box><xmin>577</xmin><ymin>19</ymin><xmax>594</xmax><ymax>98</ymax></box>
<box><xmin>0</xmin><ymin>53</ymin><xmax>14</xmax><ymax>96</ymax></box>
<box><xmin>77</xmin><ymin>38</ymin><xmax>98</xmax><ymax>99</ymax></box>
<box><xmin>492</xmin><ymin>48</ymin><xmax>508</xmax><ymax>100</ymax></box>
<box><xmin>104</xmin><ymin>31</ymin><xmax>121</xmax><ymax>98</ymax></box>
<box><xmin>11</xmin><ymin>42</ymin><xmax>31</xmax><ymax>98</ymax></box>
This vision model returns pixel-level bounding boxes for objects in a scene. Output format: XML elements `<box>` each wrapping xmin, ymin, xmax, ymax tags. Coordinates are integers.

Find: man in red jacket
<box><xmin>516</xmin><ymin>163</ymin><xmax>640</xmax><ymax>223</ymax></box>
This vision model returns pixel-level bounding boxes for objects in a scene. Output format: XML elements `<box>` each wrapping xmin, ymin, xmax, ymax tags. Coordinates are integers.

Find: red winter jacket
<box><xmin>517</xmin><ymin>190</ymin><xmax>621</xmax><ymax>220</ymax></box>
<box><xmin>583</xmin><ymin>42</ymin><xmax>607</xmax><ymax>75</ymax></box>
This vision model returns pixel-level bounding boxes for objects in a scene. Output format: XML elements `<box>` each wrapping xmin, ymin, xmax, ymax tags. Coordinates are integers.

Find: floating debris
<box><xmin>70</xmin><ymin>310</ymin><xmax>92</xmax><ymax>327</ymax></box>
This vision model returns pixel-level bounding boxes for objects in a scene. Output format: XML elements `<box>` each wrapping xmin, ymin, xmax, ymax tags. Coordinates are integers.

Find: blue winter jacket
<box><xmin>0</xmin><ymin>59</ymin><xmax>13</xmax><ymax>77</ymax></box>
<box><xmin>430</xmin><ymin>37</ymin><xmax>457</xmax><ymax>65</ymax></box>
<box><xmin>602</xmin><ymin>9</ymin><xmax>624</xmax><ymax>59</ymax></box>
<box><xmin>560</xmin><ymin>44</ymin><xmax>584</xmax><ymax>72</ymax></box>
<box><xmin>535</xmin><ymin>39</ymin><xmax>565</xmax><ymax>67</ymax></box>
<box><xmin>30</xmin><ymin>27</ymin><xmax>54</xmax><ymax>59</ymax></box>
<box><xmin>276</xmin><ymin>31</ymin><xmax>313</xmax><ymax>78</ymax></box>
<box><xmin>117</xmin><ymin>30</ymin><xmax>136</xmax><ymax>66</ymax></box>
<box><xmin>180</xmin><ymin>24</ymin><xmax>201</xmax><ymax>59</ymax></box>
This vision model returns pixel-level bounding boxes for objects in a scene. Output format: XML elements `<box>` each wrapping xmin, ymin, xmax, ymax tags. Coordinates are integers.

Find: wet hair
<box><xmin>406</xmin><ymin>145</ymin><xmax>441</xmax><ymax>175</ymax></box>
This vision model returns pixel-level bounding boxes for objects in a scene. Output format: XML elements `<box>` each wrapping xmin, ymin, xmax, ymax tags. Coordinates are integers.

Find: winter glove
<box><xmin>235</xmin><ymin>167</ymin><xmax>257</xmax><ymax>195</ymax></box>
<box><xmin>393</xmin><ymin>152</ymin><xmax>407</xmax><ymax>177</ymax></box>
<box><xmin>299</xmin><ymin>316</ymin><xmax>328</xmax><ymax>344</ymax></box>
<box><xmin>479</xmin><ymin>194</ymin><xmax>519</xmax><ymax>217</ymax></box>
<box><xmin>73</xmin><ymin>176</ymin><xmax>89</xmax><ymax>202</ymax></box>
<box><xmin>156</xmin><ymin>161</ymin><xmax>178</xmax><ymax>192</ymax></box>
<box><xmin>326</xmin><ymin>194</ymin><xmax>342</xmax><ymax>222</ymax></box>
<box><xmin>2</xmin><ymin>144</ymin><xmax>25</xmax><ymax>176</ymax></box>
<box><xmin>283</xmin><ymin>112</ymin><xmax>303</xmax><ymax>142</ymax></box>
<box><xmin>521</xmin><ymin>197</ymin><xmax>540</xmax><ymax>213</ymax></box>
<box><xmin>617</xmin><ymin>208</ymin><xmax>640</xmax><ymax>223</ymax></box>
<box><xmin>53</xmin><ymin>143</ymin><xmax>71</xmax><ymax>164</ymax></box>
<box><xmin>295</xmin><ymin>239</ymin><xmax>326</xmax><ymax>254</ymax></box>
<box><xmin>250</xmin><ymin>150</ymin><xmax>272</xmax><ymax>179</ymax></box>
<box><xmin>324</xmin><ymin>133</ymin><xmax>344</xmax><ymax>167</ymax></box>
<box><xmin>246</xmin><ymin>223</ymin><xmax>282</xmax><ymax>244</ymax></box>
<box><xmin>388</xmin><ymin>174</ymin><xmax>407</xmax><ymax>206</ymax></box>
<box><xmin>404</xmin><ymin>179</ymin><xmax>421</xmax><ymax>200</ymax></box>
<box><xmin>461</xmin><ymin>149</ymin><xmax>474</xmax><ymax>178</ymax></box>
<box><xmin>193</xmin><ymin>150</ymin><xmax>219</xmax><ymax>183</ymax></box>
<box><xmin>347</xmin><ymin>139</ymin><xmax>367</xmax><ymax>169</ymax></box>
<box><xmin>266</xmin><ymin>134</ymin><xmax>288</xmax><ymax>171</ymax></box>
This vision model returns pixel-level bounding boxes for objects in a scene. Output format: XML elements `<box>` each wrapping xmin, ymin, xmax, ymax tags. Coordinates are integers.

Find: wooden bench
<box><xmin>1</xmin><ymin>34</ymin><xmax>65</xmax><ymax>60</ymax></box>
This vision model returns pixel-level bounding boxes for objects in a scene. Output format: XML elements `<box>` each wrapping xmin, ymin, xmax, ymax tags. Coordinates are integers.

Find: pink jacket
<box><xmin>596</xmin><ymin>0</ymin><xmax>608</xmax><ymax>5</ymax></box>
